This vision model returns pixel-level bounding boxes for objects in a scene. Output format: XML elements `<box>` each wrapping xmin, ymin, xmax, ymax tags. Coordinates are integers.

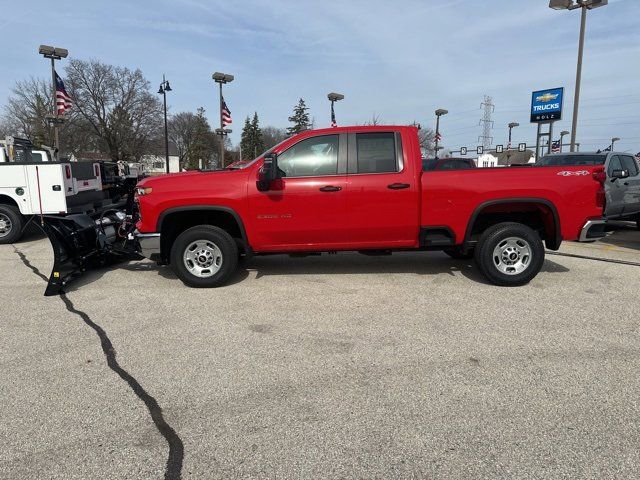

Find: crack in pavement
<box><xmin>13</xmin><ymin>246</ymin><xmax>184</xmax><ymax>480</ymax></box>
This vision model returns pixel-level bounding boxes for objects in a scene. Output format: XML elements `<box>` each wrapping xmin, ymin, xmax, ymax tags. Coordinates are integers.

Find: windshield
<box><xmin>226</xmin><ymin>138</ymin><xmax>290</xmax><ymax>170</ymax></box>
<box><xmin>537</xmin><ymin>154</ymin><xmax>606</xmax><ymax>166</ymax></box>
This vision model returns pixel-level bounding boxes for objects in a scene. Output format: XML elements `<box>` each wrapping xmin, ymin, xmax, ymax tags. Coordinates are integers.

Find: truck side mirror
<box><xmin>257</xmin><ymin>152</ymin><xmax>279</xmax><ymax>191</ymax></box>
<box><xmin>610</xmin><ymin>169</ymin><xmax>629</xmax><ymax>181</ymax></box>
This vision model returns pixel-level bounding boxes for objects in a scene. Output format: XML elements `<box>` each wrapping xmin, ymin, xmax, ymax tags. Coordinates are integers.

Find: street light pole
<box><xmin>157</xmin><ymin>75</ymin><xmax>172</xmax><ymax>174</ymax></box>
<box><xmin>38</xmin><ymin>45</ymin><xmax>68</xmax><ymax>156</ymax></box>
<box><xmin>549</xmin><ymin>1</ymin><xmax>609</xmax><ymax>152</ymax></box>
<box><xmin>611</xmin><ymin>137</ymin><xmax>620</xmax><ymax>150</ymax></box>
<box><xmin>508</xmin><ymin>122</ymin><xmax>519</xmax><ymax>148</ymax></box>
<box><xmin>434</xmin><ymin>109</ymin><xmax>448</xmax><ymax>159</ymax></box>
<box><xmin>559</xmin><ymin>130</ymin><xmax>570</xmax><ymax>152</ymax></box>
<box><xmin>212</xmin><ymin>72</ymin><xmax>234</xmax><ymax>168</ymax></box>
<box><xmin>327</xmin><ymin>92</ymin><xmax>344</xmax><ymax>127</ymax></box>
<box><xmin>570</xmin><ymin>4</ymin><xmax>587</xmax><ymax>152</ymax></box>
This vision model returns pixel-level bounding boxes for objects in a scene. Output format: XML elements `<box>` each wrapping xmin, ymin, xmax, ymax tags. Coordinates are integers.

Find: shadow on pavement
<box><xmin>53</xmin><ymin>251</ymin><xmax>569</xmax><ymax>293</ymax></box>
<box><xmin>599</xmin><ymin>221</ymin><xmax>640</xmax><ymax>252</ymax></box>
<box><xmin>243</xmin><ymin>252</ymin><xmax>569</xmax><ymax>286</ymax></box>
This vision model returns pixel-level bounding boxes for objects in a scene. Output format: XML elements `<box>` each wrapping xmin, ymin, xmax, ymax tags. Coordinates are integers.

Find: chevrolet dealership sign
<box><xmin>530</xmin><ymin>87</ymin><xmax>564</xmax><ymax>123</ymax></box>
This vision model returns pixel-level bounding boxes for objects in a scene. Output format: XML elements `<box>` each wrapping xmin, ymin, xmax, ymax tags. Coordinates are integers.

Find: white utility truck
<box><xmin>0</xmin><ymin>136</ymin><xmax>127</xmax><ymax>243</ymax></box>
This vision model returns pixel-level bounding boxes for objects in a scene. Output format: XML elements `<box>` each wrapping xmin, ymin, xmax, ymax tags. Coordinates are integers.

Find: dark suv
<box><xmin>423</xmin><ymin>157</ymin><xmax>476</xmax><ymax>171</ymax></box>
<box><xmin>538</xmin><ymin>152</ymin><xmax>640</xmax><ymax>228</ymax></box>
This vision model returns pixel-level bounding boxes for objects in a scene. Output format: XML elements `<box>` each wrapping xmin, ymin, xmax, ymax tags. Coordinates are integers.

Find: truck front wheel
<box><xmin>0</xmin><ymin>205</ymin><xmax>24</xmax><ymax>244</ymax></box>
<box><xmin>170</xmin><ymin>225</ymin><xmax>239</xmax><ymax>288</ymax></box>
<box><xmin>474</xmin><ymin>222</ymin><xmax>544</xmax><ymax>286</ymax></box>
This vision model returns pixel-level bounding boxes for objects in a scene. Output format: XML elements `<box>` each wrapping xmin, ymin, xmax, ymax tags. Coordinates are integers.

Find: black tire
<box><xmin>474</xmin><ymin>222</ymin><xmax>544</xmax><ymax>286</ymax></box>
<box><xmin>444</xmin><ymin>247</ymin><xmax>474</xmax><ymax>260</ymax></box>
<box><xmin>0</xmin><ymin>205</ymin><xmax>24</xmax><ymax>244</ymax></box>
<box><xmin>170</xmin><ymin>225</ymin><xmax>239</xmax><ymax>288</ymax></box>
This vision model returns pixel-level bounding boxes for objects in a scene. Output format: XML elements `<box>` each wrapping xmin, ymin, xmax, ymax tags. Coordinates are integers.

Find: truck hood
<box><xmin>138</xmin><ymin>169</ymin><xmax>239</xmax><ymax>188</ymax></box>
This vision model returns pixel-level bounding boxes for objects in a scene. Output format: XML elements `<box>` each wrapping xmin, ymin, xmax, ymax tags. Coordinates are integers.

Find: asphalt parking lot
<box><xmin>1</xmin><ymin>224</ymin><xmax>639</xmax><ymax>479</ymax></box>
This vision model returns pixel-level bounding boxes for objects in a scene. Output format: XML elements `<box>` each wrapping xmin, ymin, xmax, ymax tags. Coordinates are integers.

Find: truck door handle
<box><xmin>319</xmin><ymin>185</ymin><xmax>342</xmax><ymax>192</ymax></box>
<box><xmin>52</xmin><ymin>185</ymin><xmax>61</xmax><ymax>191</ymax></box>
<box><xmin>387</xmin><ymin>183</ymin><xmax>410</xmax><ymax>190</ymax></box>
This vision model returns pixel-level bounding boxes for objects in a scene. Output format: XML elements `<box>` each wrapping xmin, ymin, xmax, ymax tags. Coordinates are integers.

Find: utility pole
<box><xmin>478</xmin><ymin>95</ymin><xmax>494</xmax><ymax>149</ymax></box>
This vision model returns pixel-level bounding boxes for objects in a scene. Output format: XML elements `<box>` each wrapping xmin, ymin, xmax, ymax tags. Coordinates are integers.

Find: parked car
<box><xmin>423</xmin><ymin>157</ymin><xmax>476</xmax><ymax>171</ymax></box>
<box><xmin>538</xmin><ymin>152</ymin><xmax>640</xmax><ymax>228</ymax></box>
<box><xmin>42</xmin><ymin>125</ymin><xmax>607</xmax><ymax>295</ymax></box>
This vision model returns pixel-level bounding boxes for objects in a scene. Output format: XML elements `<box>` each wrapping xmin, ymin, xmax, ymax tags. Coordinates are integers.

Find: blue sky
<box><xmin>2</xmin><ymin>0</ymin><xmax>639</xmax><ymax>152</ymax></box>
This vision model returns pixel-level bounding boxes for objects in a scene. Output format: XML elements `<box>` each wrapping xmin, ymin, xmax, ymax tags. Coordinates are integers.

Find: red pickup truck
<box><xmin>129</xmin><ymin>125</ymin><xmax>605</xmax><ymax>288</ymax></box>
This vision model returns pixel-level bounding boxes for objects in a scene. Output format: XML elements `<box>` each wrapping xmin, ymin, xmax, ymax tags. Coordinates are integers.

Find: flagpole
<box><xmin>50</xmin><ymin>57</ymin><xmax>60</xmax><ymax>155</ymax></box>
<box><xmin>219</xmin><ymin>82</ymin><xmax>225</xmax><ymax>168</ymax></box>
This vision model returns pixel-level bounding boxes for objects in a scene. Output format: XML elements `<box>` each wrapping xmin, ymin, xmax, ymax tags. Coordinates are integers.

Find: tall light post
<box><xmin>157</xmin><ymin>75</ymin><xmax>172</xmax><ymax>174</ymax></box>
<box><xmin>327</xmin><ymin>92</ymin><xmax>344</xmax><ymax>127</ymax></box>
<box><xmin>507</xmin><ymin>122</ymin><xmax>519</xmax><ymax>148</ymax></box>
<box><xmin>212</xmin><ymin>72</ymin><xmax>234</xmax><ymax>167</ymax></box>
<box><xmin>549</xmin><ymin>0</ymin><xmax>608</xmax><ymax>152</ymax></box>
<box><xmin>434</xmin><ymin>109</ymin><xmax>448</xmax><ymax>159</ymax></box>
<box><xmin>610</xmin><ymin>137</ymin><xmax>620</xmax><ymax>151</ymax></box>
<box><xmin>559</xmin><ymin>130</ymin><xmax>570</xmax><ymax>152</ymax></box>
<box><xmin>38</xmin><ymin>45</ymin><xmax>68</xmax><ymax>155</ymax></box>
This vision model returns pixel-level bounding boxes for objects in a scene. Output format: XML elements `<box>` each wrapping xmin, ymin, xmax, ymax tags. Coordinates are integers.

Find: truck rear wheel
<box><xmin>170</xmin><ymin>225</ymin><xmax>238</xmax><ymax>288</ymax></box>
<box><xmin>474</xmin><ymin>222</ymin><xmax>544</xmax><ymax>286</ymax></box>
<box><xmin>0</xmin><ymin>205</ymin><xmax>24</xmax><ymax>244</ymax></box>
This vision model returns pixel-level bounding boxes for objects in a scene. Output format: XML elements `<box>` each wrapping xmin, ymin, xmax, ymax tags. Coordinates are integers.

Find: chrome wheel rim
<box><xmin>0</xmin><ymin>213</ymin><xmax>12</xmax><ymax>238</ymax></box>
<box><xmin>492</xmin><ymin>236</ymin><xmax>532</xmax><ymax>275</ymax></box>
<box><xmin>183</xmin><ymin>240</ymin><xmax>223</xmax><ymax>278</ymax></box>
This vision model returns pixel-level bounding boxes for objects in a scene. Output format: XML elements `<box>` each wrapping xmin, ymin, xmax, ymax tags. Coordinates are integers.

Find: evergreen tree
<box><xmin>240</xmin><ymin>116</ymin><xmax>252</xmax><ymax>159</ymax></box>
<box><xmin>250</xmin><ymin>112</ymin><xmax>265</xmax><ymax>157</ymax></box>
<box><xmin>286</xmin><ymin>98</ymin><xmax>311</xmax><ymax>135</ymax></box>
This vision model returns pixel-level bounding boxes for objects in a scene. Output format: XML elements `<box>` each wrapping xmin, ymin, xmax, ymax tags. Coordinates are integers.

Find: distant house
<box><xmin>476</xmin><ymin>153</ymin><xmax>499</xmax><ymax>168</ymax></box>
<box><xmin>140</xmin><ymin>139</ymin><xmax>181</xmax><ymax>175</ymax></box>
<box><xmin>475</xmin><ymin>149</ymin><xmax>535</xmax><ymax>168</ymax></box>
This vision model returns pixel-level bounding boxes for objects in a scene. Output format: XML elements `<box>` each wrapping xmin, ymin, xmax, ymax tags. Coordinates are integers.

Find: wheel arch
<box><xmin>464</xmin><ymin>198</ymin><xmax>562</xmax><ymax>251</ymax></box>
<box><xmin>157</xmin><ymin>205</ymin><xmax>249</xmax><ymax>263</ymax></box>
<box><xmin>0</xmin><ymin>194</ymin><xmax>20</xmax><ymax>209</ymax></box>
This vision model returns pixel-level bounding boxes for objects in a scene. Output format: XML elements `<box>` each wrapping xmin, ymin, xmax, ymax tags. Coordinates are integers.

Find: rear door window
<box><xmin>356</xmin><ymin>132</ymin><xmax>398</xmax><ymax>174</ymax></box>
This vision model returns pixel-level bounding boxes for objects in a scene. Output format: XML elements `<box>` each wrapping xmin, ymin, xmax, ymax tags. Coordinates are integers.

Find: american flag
<box><xmin>55</xmin><ymin>71</ymin><xmax>72</xmax><ymax>116</ymax></box>
<box><xmin>221</xmin><ymin>97</ymin><xmax>232</xmax><ymax>127</ymax></box>
<box><xmin>435</xmin><ymin>132</ymin><xmax>442</xmax><ymax>142</ymax></box>
<box><xmin>330</xmin><ymin>101</ymin><xmax>337</xmax><ymax>127</ymax></box>
<box><xmin>551</xmin><ymin>140</ymin><xmax>560</xmax><ymax>153</ymax></box>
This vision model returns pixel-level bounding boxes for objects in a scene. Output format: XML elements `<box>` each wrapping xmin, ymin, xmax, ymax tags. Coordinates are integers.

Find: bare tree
<box><xmin>65</xmin><ymin>59</ymin><xmax>162</xmax><ymax>161</ymax></box>
<box><xmin>364</xmin><ymin>113</ymin><xmax>382</xmax><ymax>126</ymax></box>
<box><xmin>261</xmin><ymin>126</ymin><xmax>288</xmax><ymax>151</ymax></box>
<box><xmin>415</xmin><ymin>122</ymin><xmax>435</xmax><ymax>158</ymax></box>
<box><xmin>169</xmin><ymin>108</ymin><xmax>218</xmax><ymax>169</ymax></box>
<box><xmin>2</xmin><ymin>77</ymin><xmax>52</xmax><ymax>145</ymax></box>
<box><xmin>0</xmin><ymin>77</ymin><xmax>96</xmax><ymax>155</ymax></box>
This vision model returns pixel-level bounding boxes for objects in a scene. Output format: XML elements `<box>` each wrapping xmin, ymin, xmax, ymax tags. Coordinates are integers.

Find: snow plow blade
<box><xmin>41</xmin><ymin>212</ymin><xmax>139</xmax><ymax>296</ymax></box>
